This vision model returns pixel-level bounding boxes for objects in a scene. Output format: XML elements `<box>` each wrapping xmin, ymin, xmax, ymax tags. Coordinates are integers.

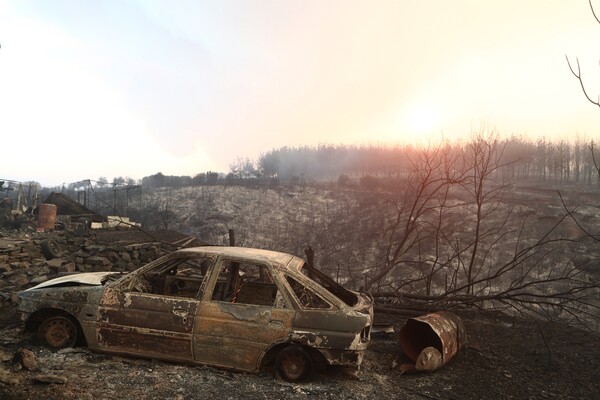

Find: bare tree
<box><xmin>458</xmin><ymin>133</ymin><xmax>511</xmax><ymax>295</ymax></box>
<box><xmin>159</xmin><ymin>195</ymin><xmax>174</xmax><ymax>230</ymax></box>
<box><xmin>368</xmin><ymin>134</ymin><xmax>600</xmax><ymax>329</ymax></box>
<box><xmin>363</xmin><ymin>143</ymin><xmax>465</xmax><ymax>291</ymax></box>
<box><xmin>566</xmin><ymin>55</ymin><xmax>600</xmax><ymax>107</ymax></box>
<box><xmin>229</xmin><ymin>157</ymin><xmax>259</xmax><ymax>180</ymax></box>
<box><xmin>566</xmin><ymin>0</ymin><xmax>600</xmax><ymax>107</ymax></box>
<box><xmin>566</xmin><ymin>1</ymin><xmax>600</xmax><ymax>187</ymax></box>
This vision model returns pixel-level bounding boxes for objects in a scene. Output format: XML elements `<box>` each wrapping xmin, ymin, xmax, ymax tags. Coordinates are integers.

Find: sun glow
<box><xmin>407</xmin><ymin>105</ymin><xmax>441</xmax><ymax>133</ymax></box>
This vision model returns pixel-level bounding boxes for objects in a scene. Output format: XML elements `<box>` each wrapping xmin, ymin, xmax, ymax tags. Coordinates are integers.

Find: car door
<box><xmin>95</xmin><ymin>255</ymin><xmax>211</xmax><ymax>362</ymax></box>
<box><xmin>193</xmin><ymin>259</ymin><xmax>294</xmax><ymax>372</ymax></box>
<box><xmin>97</xmin><ymin>287</ymin><xmax>199</xmax><ymax>362</ymax></box>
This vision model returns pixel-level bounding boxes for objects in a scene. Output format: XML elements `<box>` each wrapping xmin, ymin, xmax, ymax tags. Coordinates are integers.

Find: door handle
<box><xmin>173</xmin><ymin>308</ymin><xmax>188</xmax><ymax>317</ymax></box>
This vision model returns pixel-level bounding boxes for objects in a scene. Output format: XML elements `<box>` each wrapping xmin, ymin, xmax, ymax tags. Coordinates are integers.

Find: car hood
<box><xmin>23</xmin><ymin>272</ymin><xmax>120</xmax><ymax>291</ymax></box>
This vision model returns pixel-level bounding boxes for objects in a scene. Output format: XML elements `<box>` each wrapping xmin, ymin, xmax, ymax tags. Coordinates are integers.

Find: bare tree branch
<box><xmin>590</xmin><ymin>0</ymin><xmax>600</xmax><ymax>24</ymax></box>
<box><xmin>566</xmin><ymin>55</ymin><xmax>600</xmax><ymax>107</ymax></box>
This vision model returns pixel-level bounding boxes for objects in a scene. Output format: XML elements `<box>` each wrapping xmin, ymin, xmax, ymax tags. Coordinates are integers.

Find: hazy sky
<box><xmin>1</xmin><ymin>0</ymin><xmax>600</xmax><ymax>186</ymax></box>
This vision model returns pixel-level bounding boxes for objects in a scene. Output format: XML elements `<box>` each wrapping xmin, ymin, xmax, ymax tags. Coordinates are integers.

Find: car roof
<box><xmin>173</xmin><ymin>246</ymin><xmax>299</xmax><ymax>270</ymax></box>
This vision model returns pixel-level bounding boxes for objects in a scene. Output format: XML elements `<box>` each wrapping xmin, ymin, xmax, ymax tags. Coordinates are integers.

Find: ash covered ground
<box><xmin>1</xmin><ymin>305</ymin><xmax>599</xmax><ymax>400</ymax></box>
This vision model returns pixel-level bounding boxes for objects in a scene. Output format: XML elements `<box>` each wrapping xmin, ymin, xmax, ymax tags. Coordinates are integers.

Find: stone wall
<box><xmin>0</xmin><ymin>231</ymin><xmax>165</xmax><ymax>301</ymax></box>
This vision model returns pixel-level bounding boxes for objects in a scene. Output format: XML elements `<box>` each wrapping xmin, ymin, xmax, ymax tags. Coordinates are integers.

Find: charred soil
<box><xmin>1</xmin><ymin>305</ymin><xmax>598</xmax><ymax>400</ymax></box>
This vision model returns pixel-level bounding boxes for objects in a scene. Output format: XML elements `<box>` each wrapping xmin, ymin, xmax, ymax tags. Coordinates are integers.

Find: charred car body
<box><xmin>18</xmin><ymin>246</ymin><xmax>373</xmax><ymax>381</ymax></box>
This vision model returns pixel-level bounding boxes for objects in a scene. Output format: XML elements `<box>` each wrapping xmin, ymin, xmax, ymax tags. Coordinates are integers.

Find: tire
<box><xmin>37</xmin><ymin>316</ymin><xmax>78</xmax><ymax>349</ymax></box>
<box><xmin>40</xmin><ymin>239</ymin><xmax>63</xmax><ymax>260</ymax></box>
<box><xmin>274</xmin><ymin>345</ymin><xmax>314</xmax><ymax>382</ymax></box>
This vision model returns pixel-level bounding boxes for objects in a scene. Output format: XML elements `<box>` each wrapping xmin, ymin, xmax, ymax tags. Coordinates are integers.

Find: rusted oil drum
<box><xmin>399</xmin><ymin>311</ymin><xmax>466</xmax><ymax>371</ymax></box>
<box><xmin>38</xmin><ymin>203</ymin><xmax>57</xmax><ymax>230</ymax></box>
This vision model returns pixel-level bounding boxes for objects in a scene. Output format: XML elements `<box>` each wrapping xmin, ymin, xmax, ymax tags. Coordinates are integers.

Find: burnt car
<box><xmin>18</xmin><ymin>246</ymin><xmax>373</xmax><ymax>381</ymax></box>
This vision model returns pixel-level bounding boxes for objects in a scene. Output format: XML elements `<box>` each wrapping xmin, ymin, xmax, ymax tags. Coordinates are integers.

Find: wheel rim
<box><xmin>41</xmin><ymin>317</ymin><xmax>76</xmax><ymax>348</ymax></box>
<box><xmin>279</xmin><ymin>352</ymin><xmax>307</xmax><ymax>381</ymax></box>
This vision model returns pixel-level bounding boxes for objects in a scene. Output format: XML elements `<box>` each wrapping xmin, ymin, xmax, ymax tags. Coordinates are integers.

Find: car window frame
<box><xmin>110</xmin><ymin>253</ymin><xmax>216</xmax><ymax>301</ymax></box>
<box><xmin>283</xmin><ymin>273</ymin><xmax>335</xmax><ymax>310</ymax></box>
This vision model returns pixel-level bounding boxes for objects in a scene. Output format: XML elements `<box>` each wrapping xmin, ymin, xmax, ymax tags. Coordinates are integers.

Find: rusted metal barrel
<box><xmin>38</xmin><ymin>203</ymin><xmax>57</xmax><ymax>230</ymax></box>
<box><xmin>398</xmin><ymin>311</ymin><xmax>466</xmax><ymax>371</ymax></box>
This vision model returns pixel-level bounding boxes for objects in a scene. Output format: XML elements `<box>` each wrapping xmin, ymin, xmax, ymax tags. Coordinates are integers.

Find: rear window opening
<box><xmin>286</xmin><ymin>275</ymin><xmax>331</xmax><ymax>309</ymax></box>
<box><xmin>299</xmin><ymin>263</ymin><xmax>359</xmax><ymax>307</ymax></box>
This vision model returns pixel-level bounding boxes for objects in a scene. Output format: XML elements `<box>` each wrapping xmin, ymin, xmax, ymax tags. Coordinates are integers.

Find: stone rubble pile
<box><xmin>0</xmin><ymin>229</ymin><xmax>165</xmax><ymax>303</ymax></box>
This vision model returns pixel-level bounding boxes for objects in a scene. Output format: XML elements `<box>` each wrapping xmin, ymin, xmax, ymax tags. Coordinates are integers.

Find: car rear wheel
<box><xmin>274</xmin><ymin>345</ymin><xmax>314</xmax><ymax>382</ymax></box>
<box><xmin>38</xmin><ymin>316</ymin><xmax>78</xmax><ymax>348</ymax></box>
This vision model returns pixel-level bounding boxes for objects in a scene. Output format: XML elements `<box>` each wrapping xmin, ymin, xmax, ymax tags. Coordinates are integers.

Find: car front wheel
<box><xmin>38</xmin><ymin>316</ymin><xmax>78</xmax><ymax>348</ymax></box>
<box><xmin>274</xmin><ymin>345</ymin><xmax>314</xmax><ymax>382</ymax></box>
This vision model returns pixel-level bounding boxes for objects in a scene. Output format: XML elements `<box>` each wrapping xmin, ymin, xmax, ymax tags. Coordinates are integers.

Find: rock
<box><xmin>10</xmin><ymin>292</ymin><xmax>19</xmax><ymax>303</ymax></box>
<box><xmin>10</xmin><ymin>261</ymin><xmax>29</xmax><ymax>269</ymax></box>
<box><xmin>38</xmin><ymin>266</ymin><xmax>51</xmax><ymax>275</ymax></box>
<box><xmin>83</xmin><ymin>245</ymin><xmax>106</xmax><ymax>254</ymax></box>
<box><xmin>47</xmin><ymin>258</ymin><xmax>65</xmax><ymax>270</ymax></box>
<box><xmin>9</xmin><ymin>274</ymin><xmax>30</xmax><ymax>287</ymax></box>
<box><xmin>59</xmin><ymin>262</ymin><xmax>76</xmax><ymax>273</ymax></box>
<box><xmin>12</xmin><ymin>348</ymin><xmax>38</xmax><ymax>371</ymax></box>
<box><xmin>343</xmin><ymin>367</ymin><xmax>361</xmax><ymax>380</ymax></box>
<box><xmin>14</xmin><ymin>252</ymin><xmax>30</xmax><ymax>260</ymax></box>
<box><xmin>105</xmin><ymin>251</ymin><xmax>119</xmax><ymax>262</ymax></box>
<box><xmin>120</xmin><ymin>252</ymin><xmax>131</xmax><ymax>262</ymax></box>
<box><xmin>0</xmin><ymin>348</ymin><xmax>13</xmax><ymax>362</ymax></box>
<box><xmin>32</xmin><ymin>374</ymin><xmax>68</xmax><ymax>384</ymax></box>
<box><xmin>0</xmin><ymin>366</ymin><xmax>20</xmax><ymax>385</ymax></box>
<box><xmin>92</xmin><ymin>264</ymin><xmax>107</xmax><ymax>272</ymax></box>
<box><xmin>29</xmin><ymin>275</ymin><xmax>49</xmax><ymax>284</ymax></box>
<box><xmin>399</xmin><ymin>363</ymin><xmax>416</xmax><ymax>374</ymax></box>
<box><xmin>88</xmin><ymin>256</ymin><xmax>110</xmax><ymax>266</ymax></box>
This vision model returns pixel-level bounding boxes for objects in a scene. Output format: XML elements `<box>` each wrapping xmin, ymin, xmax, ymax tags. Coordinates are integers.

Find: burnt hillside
<box><xmin>135</xmin><ymin>181</ymin><xmax>600</xmax><ymax>328</ymax></box>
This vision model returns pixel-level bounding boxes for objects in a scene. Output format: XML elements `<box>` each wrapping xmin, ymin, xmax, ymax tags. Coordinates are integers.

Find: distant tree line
<box><xmin>249</xmin><ymin>136</ymin><xmax>600</xmax><ymax>187</ymax></box>
<box><xmin>50</xmin><ymin>135</ymin><xmax>600</xmax><ymax>195</ymax></box>
<box><xmin>139</xmin><ymin>171</ymin><xmax>221</xmax><ymax>188</ymax></box>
